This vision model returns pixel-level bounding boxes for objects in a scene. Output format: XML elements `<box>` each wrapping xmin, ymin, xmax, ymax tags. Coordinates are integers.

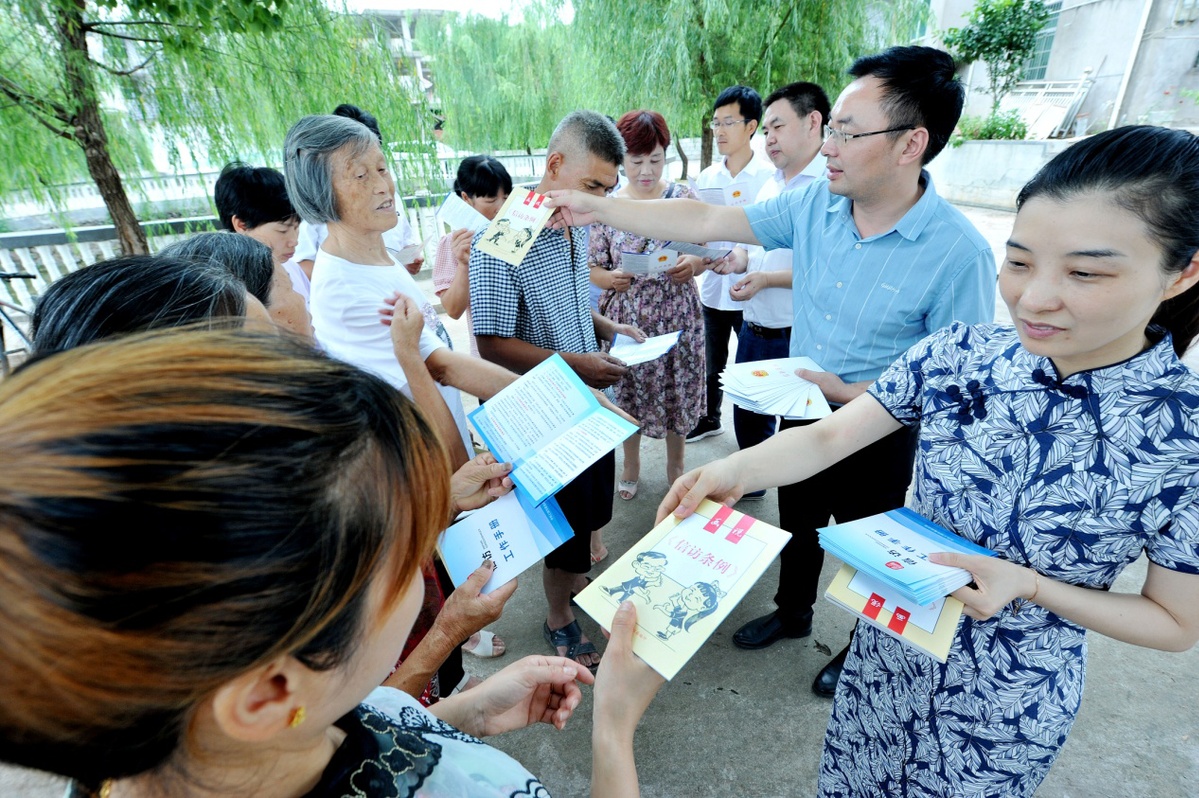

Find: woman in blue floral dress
<box><xmin>658</xmin><ymin>125</ymin><xmax>1199</xmax><ymax>796</ymax></box>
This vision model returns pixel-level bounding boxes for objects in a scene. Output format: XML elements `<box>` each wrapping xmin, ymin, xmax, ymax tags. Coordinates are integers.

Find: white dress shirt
<box><xmin>693</xmin><ymin>153</ymin><xmax>775</xmax><ymax>311</ymax></box>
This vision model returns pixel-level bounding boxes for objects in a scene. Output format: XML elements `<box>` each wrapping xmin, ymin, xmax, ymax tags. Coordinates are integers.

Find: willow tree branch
<box><xmin>0</xmin><ymin>72</ymin><xmax>74</xmax><ymax>128</ymax></box>
<box><xmin>92</xmin><ymin>48</ymin><xmax>160</xmax><ymax>77</ymax></box>
<box><xmin>84</xmin><ymin>29</ymin><xmax>165</xmax><ymax>45</ymax></box>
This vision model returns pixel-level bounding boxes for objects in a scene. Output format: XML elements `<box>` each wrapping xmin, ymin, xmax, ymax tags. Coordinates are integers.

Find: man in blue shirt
<box><xmin>547</xmin><ymin>46</ymin><xmax>995</xmax><ymax>696</ymax></box>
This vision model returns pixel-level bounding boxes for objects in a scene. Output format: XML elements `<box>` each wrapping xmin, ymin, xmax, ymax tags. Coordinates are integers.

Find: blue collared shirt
<box><xmin>744</xmin><ymin>171</ymin><xmax>996</xmax><ymax>384</ymax></box>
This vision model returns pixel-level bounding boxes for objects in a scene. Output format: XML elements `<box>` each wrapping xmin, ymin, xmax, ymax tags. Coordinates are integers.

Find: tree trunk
<box><xmin>700</xmin><ymin>120</ymin><xmax>713</xmax><ymax>173</ymax></box>
<box><xmin>57</xmin><ymin>1</ymin><xmax>148</xmax><ymax>255</ymax></box>
<box><xmin>697</xmin><ymin>43</ymin><xmax>713</xmax><ymax>173</ymax></box>
<box><xmin>673</xmin><ymin>129</ymin><xmax>689</xmax><ymax>181</ymax></box>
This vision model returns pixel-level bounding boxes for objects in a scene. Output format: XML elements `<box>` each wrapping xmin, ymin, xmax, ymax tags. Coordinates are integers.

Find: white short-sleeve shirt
<box><xmin>739</xmin><ymin>158</ymin><xmax>824</xmax><ymax>328</ymax></box>
<box><xmin>310</xmin><ymin>248</ymin><xmax>472</xmax><ymax>452</ymax></box>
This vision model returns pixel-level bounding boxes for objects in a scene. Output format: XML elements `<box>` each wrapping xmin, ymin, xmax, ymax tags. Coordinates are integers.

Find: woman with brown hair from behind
<box><xmin>0</xmin><ymin>329</ymin><xmax>663</xmax><ymax>798</ymax></box>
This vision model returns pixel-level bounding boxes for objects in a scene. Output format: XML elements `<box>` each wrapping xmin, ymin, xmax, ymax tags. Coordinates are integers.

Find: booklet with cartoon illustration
<box><xmin>468</xmin><ymin>354</ymin><xmax>639</xmax><ymax>506</ymax></box>
<box><xmin>824</xmin><ymin>564</ymin><xmax>964</xmax><ymax>662</ymax></box>
<box><xmin>474</xmin><ymin>188</ymin><xmax>553</xmax><ymax>266</ymax></box>
<box><xmin>573</xmin><ymin>500</ymin><xmax>791</xmax><ymax>680</ymax></box>
<box><xmin>437</xmin><ymin>489</ymin><xmax>575</xmax><ymax>594</ymax></box>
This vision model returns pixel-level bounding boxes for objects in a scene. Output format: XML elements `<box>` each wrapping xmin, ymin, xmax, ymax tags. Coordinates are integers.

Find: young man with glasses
<box><xmin>715</xmin><ymin>81</ymin><xmax>831</xmax><ymax>498</ymax></box>
<box><xmin>686</xmin><ymin>85</ymin><xmax>776</xmax><ymax>444</ymax></box>
<box><xmin>546</xmin><ymin>46</ymin><xmax>995</xmax><ymax>697</ymax></box>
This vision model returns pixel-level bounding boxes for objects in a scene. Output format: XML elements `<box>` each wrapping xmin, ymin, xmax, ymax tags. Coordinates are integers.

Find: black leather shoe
<box><xmin>732</xmin><ymin>610</ymin><xmax>813</xmax><ymax>650</ymax></box>
<box><xmin>812</xmin><ymin>644</ymin><xmax>850</xmax><ymax>698</ymax></box>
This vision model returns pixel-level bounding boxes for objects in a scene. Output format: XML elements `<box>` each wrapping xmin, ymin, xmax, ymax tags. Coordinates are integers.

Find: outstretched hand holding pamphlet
<box><xmin>474</xmin><ymin>188</ymin><xmax>554</xmax><ymax>267</ymax></box>
<box><xmin>573</xmin><ymin>500</ymin><xmax>790</xmax><ymax>679</ymax></box>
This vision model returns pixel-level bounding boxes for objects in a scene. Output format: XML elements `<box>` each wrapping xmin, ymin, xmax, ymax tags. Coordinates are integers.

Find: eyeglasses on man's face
<box><xmin>709</xmin><ymin>118</ymin><xmax>749</xmax><ymax>130</ymax></box>
<box><xmin>822</xmin><ymin>124</ymin><xmax>916</xmax><ymax>144</ymax></box>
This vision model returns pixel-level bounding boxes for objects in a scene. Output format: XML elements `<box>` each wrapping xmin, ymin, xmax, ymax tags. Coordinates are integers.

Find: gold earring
<box><xmin>288</xmin><ymin>706</ymin><xmax>306</xmax><ymax>728</ymax></box>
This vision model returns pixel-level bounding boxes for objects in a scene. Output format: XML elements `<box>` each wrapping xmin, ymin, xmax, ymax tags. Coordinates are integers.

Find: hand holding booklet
<box><xmin>474</xmin><ymin>188</ymin><xmax>553</xmax><ymax>267</ymax></box>
<box><xmin>573</xmin><ymin>500</ymin><xmax>790</xmax><ymax>679</ymax></box>
<box><xmin>468</xmin><ymin>354</ymin><xmax>638</xmax><ymax>506</ymax></box>
<box><xmin>820</xmin><ymin>509</ymin><xmax>997</xmax><ymax>661</ymax></box>
<box><xmin>818</xmin><ymin>508</ymin><xmax>996</xmax><ymax>606</ymax></box>
<box><xmin>437</xmin><ymin>490</ymin><xmax>575</xmax><ymax>594</ymax></box>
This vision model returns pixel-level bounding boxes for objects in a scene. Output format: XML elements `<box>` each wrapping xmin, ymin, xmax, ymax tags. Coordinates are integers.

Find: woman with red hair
<box><xmin>589</xmin><ymin>110</ymin><xmax>706</xmax><ymax>511</ymax></box>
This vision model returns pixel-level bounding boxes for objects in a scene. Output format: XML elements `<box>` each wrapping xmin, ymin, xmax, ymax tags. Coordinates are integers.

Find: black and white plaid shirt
<box><xmin>469</xmin><ymin>226</ymin><xmax>599</xmax><ymax>354</ymax></box>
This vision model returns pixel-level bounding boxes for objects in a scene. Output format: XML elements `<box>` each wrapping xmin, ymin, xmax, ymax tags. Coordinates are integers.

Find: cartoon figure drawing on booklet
<box><xmin>474</xmin><ymin>188</ymin><xmax>553</xmax><ymax>267</ymax></box>
<box><xmin>572</xmin><ymin>499</ymin><xmax>789</xmax><ymax>679</ymax></box>
<box><xmin>601</xmin><ymin>551</ymin><xmax>667</xmax><ymax>603</ymax></box>
<box><xmin>654</xmin><ymin>581</ymin><xmax>725</xmax><ymax>640</ymax></box>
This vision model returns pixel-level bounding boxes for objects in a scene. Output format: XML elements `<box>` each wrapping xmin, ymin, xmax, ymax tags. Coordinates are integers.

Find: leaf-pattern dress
<box><xmin>819</xmin><ymin>322</ymin><xmax>1199</xmax><ymax>797</ymax></box>
<box><xmin>589</xmin><ymin>182</ymin><xmax>705</xmax><ymax>438</ymax></box>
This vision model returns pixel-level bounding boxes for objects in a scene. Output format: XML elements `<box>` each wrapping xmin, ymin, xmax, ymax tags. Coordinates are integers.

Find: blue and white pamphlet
<box><xmin>468</xmin><ymin>354</ymin><xmax>639</xmax><ymax>505</ymax></box>
<box><xmin>437</xmin><ymin>490</ymin><xmax>575</xmax><ymax>593</ymax></box>
<box><xmin>818</xmin><ymin>508</ymin><xmax>996</xmax><ymax>607</ymax></box>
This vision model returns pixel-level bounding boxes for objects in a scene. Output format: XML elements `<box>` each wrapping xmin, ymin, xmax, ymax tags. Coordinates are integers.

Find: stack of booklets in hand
<box><xmin>720</xmin><ymin>357</ymin><xmax>832</xmax><ymax>420</ymax></box>
<box><xmin>819</xmin><ymin>509</ymin><xmax>996</xmax><ymax>661</ymax></box>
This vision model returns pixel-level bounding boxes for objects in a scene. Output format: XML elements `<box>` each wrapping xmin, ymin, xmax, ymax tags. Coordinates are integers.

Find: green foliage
<box><xmin>0</xmin><ymin>1</ymin><xmax>435</xmax><ymax>221</ymax></box>
<box><xmin>950</xmin><ymin>110</ymin><xmax>1027</xmax><ymax>146</ymax></box>
<box><xmin>421</xmin><ymin>0</ymin><xmax>928</xmax><ymax>156</ymax></box>
<box><xmin>418</xmin><ymin>6</ymin><xmax>582</xmax><ymax>153</ymax></box>
<box><xmin>942</xmin><ymin>0</ymin><xmax>1049</xmax><ymax>113</ymax></box>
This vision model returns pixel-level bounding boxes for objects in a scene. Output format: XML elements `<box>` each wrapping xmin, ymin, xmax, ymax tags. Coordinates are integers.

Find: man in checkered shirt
<box><xmin>470</xmin><ymin>110</ymin><xmax>645</xmax><ymax>672</ymax></box>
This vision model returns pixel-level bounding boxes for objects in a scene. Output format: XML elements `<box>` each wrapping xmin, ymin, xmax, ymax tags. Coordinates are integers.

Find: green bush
<box><xmin>950</xmin><ymin>111</ymin><xmax>1028</xmax><ymax>147</ymax></box>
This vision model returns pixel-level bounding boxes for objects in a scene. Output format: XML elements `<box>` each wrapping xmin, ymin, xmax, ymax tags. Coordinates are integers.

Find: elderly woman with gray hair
<box><xmin>284</xmin><ymin>114</ymin><xmax>537</xmax><ymax>696</ymax></box>
<box><xmin>283</xmin><ymin>114</ymin><xmax>528</xmax><ymax>470</ymax></box>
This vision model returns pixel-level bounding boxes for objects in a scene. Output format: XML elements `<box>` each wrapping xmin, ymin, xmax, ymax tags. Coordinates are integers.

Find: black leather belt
<box><xmin>746</xmin><ymin>322</ymin><xmax>790</xmax><ymax>340</ymax></box>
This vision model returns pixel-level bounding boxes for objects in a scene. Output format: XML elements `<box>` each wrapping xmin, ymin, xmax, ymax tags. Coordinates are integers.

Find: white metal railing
<box><xmin>0</xmin><ymin>151</ymin><xmax>549</xmax><ymax>219</ymax></box>
<box><xmin>1001</xmin><ymin>70</ymin><xmax>1095</xmax><ymax>138</ymax></box>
